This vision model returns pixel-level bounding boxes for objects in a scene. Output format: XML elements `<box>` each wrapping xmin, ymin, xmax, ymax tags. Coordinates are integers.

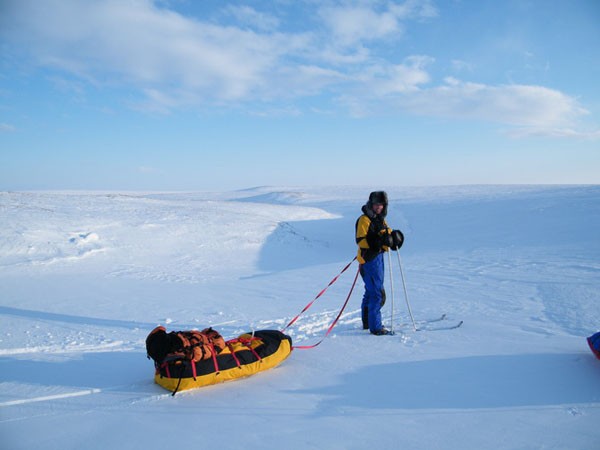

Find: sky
<box><xmin>0</xmin><ymin>0</ymin><xmax>599</xmax><ymax>191</ymax></box>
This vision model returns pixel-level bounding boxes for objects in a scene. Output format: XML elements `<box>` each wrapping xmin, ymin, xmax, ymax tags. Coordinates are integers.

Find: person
<box><xmin>355</xmin><ymin>191</ymin><xmax>404</xmax><ymax>335</ymax></box>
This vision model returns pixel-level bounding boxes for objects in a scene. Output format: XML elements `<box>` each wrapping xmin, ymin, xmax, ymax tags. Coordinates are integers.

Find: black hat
<box><xmin>369</xmin><ymin>191</ymin><xmax>388</xmax><ymax>205</ymax></box>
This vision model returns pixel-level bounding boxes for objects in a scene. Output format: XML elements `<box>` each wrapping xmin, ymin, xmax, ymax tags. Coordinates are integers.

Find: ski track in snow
<box><xmin>1</xmin><ymin>186</ymin><xmax>600</xmax><ymax>450</ymax></box>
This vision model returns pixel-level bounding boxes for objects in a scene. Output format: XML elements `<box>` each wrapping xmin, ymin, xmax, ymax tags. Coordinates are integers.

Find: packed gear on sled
<box><xmin>146</xmin><ymin>326</ymin><xmax>225</xmax><ymax>363</ymax></box>
<box><xmin>146</xmin><ymin>326</ymin><xmax>292</xmax><ymax>394</ymax></box>
<box><xmin>588</xmin><ymin>332</ymin><xmax>600</xmax><ymax>360</ymax></box>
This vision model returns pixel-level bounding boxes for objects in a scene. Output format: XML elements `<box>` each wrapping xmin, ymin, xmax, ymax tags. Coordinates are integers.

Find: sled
<box><xmin>152</xmin><ymin>330</ymin><xmax>292</xmax><ymax>394</ymax></box>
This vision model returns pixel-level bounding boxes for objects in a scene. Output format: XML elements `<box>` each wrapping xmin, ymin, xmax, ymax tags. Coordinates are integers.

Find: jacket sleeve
<box><xmin>356</xmin><ymin>215</ymin><xmax>371</xmax><ymax>250</ymax></box>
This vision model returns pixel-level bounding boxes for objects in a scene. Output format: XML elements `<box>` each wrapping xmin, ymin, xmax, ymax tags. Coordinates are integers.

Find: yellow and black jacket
<box><xmin>356</xmin><ymin>204</ymin><xmax>392</xmax><ymax>264</ymax></box>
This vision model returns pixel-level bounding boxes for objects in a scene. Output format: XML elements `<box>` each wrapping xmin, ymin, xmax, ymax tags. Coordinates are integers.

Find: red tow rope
<box><xmin>281</xmin><ymin>257</ymin><xmax>357</xmax><ymax>333</ymax></box>
<box><xmin>292</xmin><ymin>266</ymin><xmax>360</xmax><ymax>350</ymax></box>
<box><xmin>281</xmin><ymin>257</ymin><xmax>360</xmax><ymax>350</ymax></box>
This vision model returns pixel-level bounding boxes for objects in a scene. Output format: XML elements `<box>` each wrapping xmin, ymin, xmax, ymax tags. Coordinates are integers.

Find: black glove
<box><xmin>390</xmin><ymin>229</ymin><xmax>404</xmax><ymax>250</ymax></box>
<box><xmin>366</xmin><ymin>232</ymin><xmax>382</xmax><ymax>251</ymax></box>
<box><xmin>380</xmin><ymin>233</ymin><xmax>394</xmax><ymax>249</ymax></box>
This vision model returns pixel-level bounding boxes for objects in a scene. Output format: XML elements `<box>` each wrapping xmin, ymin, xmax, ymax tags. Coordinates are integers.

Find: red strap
<box><xmin>226</xmin><ymin>342</ymin><xmax>242</xmax><ymax>369</ymax></box>
<box><xmin>242</xmin><ymin>338</ymin><xmax>262</xmax><ymax>362</ymax></box>
<box><xmin>293</xmin><ymin>266</ymin><xmax>360</xmax><ymax>350</ymax></box>
<box><xmin>228</xmin><ymin>337</ymin><xmax>263</xmax><ymax>362</ymax></box>
<box><xmin>210</xmin><ymin>343</ymin><xmax>220</xmax><ymax>374</ymax></box>
<box><xmin>191</xmin><ymin>359</ymin><xmax>197</xmax><ymax>380</ymax></box>
<box><xmin>281</xmin><ymin>257</ymin><xmax>357</xmax><ymax>332</ymax></box>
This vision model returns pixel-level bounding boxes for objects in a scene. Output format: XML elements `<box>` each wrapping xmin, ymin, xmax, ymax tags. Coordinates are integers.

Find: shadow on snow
<box><xmin>0</xmin><ymin>351</ymin><xmax>151</xmax><ymax>391</ymax></box>
<box><xmin>253</xmin><ymin>188</ymin><xmax>600</xmax><ymax>275</ymax></box>
<box><xmin>255</xmin><ymin>215</ymin><xmax>356</xmax><ymax>273</ymax></box>
<box><xmin>0</xmin><ymin>305</ymin><xmax>159</xmax><ymax>330</ymax></box>
<box><xmin>295</xmin><ymin>353</ymin><xmax>600</xmax><ymax>411</ymax></box>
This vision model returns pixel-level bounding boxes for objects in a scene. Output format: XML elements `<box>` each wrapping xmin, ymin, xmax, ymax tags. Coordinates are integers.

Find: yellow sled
<box><xmin>153</xmin><ymin>330</ymin><xmax>292</xmax><ymax>394</ymax></box>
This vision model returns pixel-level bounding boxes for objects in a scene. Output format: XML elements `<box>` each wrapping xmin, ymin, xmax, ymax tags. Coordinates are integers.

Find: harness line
<box><xmin>288</xmin><ymin>264</ymin><xmax>361</xmax><ymax>350</ymax></box>
<box><xmin>281</xmin><ymin>257</ymin><xmax>357</xmax><ymax>333</ymax></box>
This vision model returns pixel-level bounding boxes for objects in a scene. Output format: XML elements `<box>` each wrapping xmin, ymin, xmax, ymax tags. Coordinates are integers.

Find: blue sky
<box><xmin>1</xmin><ymin>0</ymin><xmax>599</xmax><ymax>190</ymax></box>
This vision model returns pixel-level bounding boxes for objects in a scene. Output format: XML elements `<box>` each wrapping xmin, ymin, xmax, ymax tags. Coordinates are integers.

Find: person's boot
<box><xmin>362</xmin><ymin>307</ymin><xmax>369</xmax><ymax>330</ymax></box>
<box><xmin>371</xmin><ymin>328</ymin><xmax>390</xmax><ymax>336</ymax></box>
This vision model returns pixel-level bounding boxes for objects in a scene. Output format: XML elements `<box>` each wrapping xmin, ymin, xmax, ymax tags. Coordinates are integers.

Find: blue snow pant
<box><xmin>360</xmin><ymin>253</ymin><xmax>385</xmax><ymax>333</ymax></box>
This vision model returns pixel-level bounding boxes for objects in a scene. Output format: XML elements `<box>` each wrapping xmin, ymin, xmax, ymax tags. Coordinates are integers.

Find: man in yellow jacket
<box><xmin>355</xmin><ymin>191</ymin><xmax>403</xmax><ymax>335</ymax></box>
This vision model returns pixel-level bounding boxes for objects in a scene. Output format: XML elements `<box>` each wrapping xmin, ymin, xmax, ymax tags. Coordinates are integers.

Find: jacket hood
<box><xmin>362</xmin><ymin>191</ymin><xmax>388</xmax><ymax>219</ymax></box>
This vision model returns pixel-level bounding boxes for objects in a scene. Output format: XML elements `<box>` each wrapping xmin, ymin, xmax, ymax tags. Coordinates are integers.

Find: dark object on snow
<box><xmin>587</xmin><ymin>332</ymin><xmax>600</xmax><ymax>360</ymax></box>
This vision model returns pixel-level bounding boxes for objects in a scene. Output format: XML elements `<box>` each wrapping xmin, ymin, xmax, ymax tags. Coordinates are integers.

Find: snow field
<box><xmin>1</xmin><ymin>185</ymin><xmax>599</xmax><ymax>450</ymax></box>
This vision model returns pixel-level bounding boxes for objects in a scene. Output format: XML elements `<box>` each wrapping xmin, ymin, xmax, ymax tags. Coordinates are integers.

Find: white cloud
<box><xmin>0</xmin><ymin>1</ymin><xmax>446</xmax><ymax>111</ymax></box>
<box><xmin>1</xmin><ymin>0</ymin><xmax>435</xmax><ymax>111</ymax></box>
<box><xmin>319</xmin><ymin>5</ymin><xmax>401</xmax><ymax>46</ymax></box>
<box><xmin>317</xmin><ymin>0</ymin><xmax>436</xmax><ymax>47</ymax></box>
<box><xmin>0</xmin><ymin>123</ymin><xmax>16</xmax><ymax>132</ymax></box>
<box><xmin>365</xmin><ymin>56</ymin><xmax>433</xmax><ymax>95</ymax></box>
<box><xmin>389</xmin><ymin>0</ymin><xmax>439</xmax><ymax>20</ymax></box>
<box><xmin>506</xmin><ymin>127</ymin><xmax>600</xmax><ymax>140</ymax></box>
<box><xmin>1</xmin><ymin>0</ymin><xmax>297</xmax><ymax>106</ymax></box>
<box><xmin>335</xmin><ymin>72</ymin><xmax>591</xmax><ymax>129</ymax></box>
<box><xmin>0</xmin><ymin>0</ymin><xmax>592</xmax><ymax>136</ymax></box>
<box><xmin>451</xmin><ymin>59</ymin><xmax>474</xmax><ymax>73</ymax></box>
<box><xmin>398</xmin><ymin>78</ymin><xmax>588</xmax><ymax>128</ymax></box>
<box><xmin>223</xmin><ymin>5</ymin><xmax>280</xmax><ymax>31</ymax></box>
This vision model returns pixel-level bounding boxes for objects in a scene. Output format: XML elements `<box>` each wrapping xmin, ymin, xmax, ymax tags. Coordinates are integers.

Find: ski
<box><xmin>419</xmin><ymin>314</ymin><xmax>447</xmax><ymax>324</ymax></box>
<box><xmin>418</xmin><ymin>320</ymin><xmax>463</xmax><ymax>331</ymax></box>
<box><xmin>391</xmin><ymin>314</ymin><xmax>463</xmax><ymax>332</ymax></box>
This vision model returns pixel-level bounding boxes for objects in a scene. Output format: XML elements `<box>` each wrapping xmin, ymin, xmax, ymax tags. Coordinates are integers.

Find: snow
<box><xmin>1</xmin><ymin>185</ymin><xmax>599</xmax><ymax>450</ymax></box>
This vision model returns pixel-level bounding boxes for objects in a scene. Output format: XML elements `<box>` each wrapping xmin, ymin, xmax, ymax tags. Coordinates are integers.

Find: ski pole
<box><xmin>387</xmin><ymin>250</ymin><xmax>395</xmax><ymax>335</ymax></box>
<box><xmin>396</xmin><ymin>251</ymin><xmax>417</xmax><ymax>331</ymax></box>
